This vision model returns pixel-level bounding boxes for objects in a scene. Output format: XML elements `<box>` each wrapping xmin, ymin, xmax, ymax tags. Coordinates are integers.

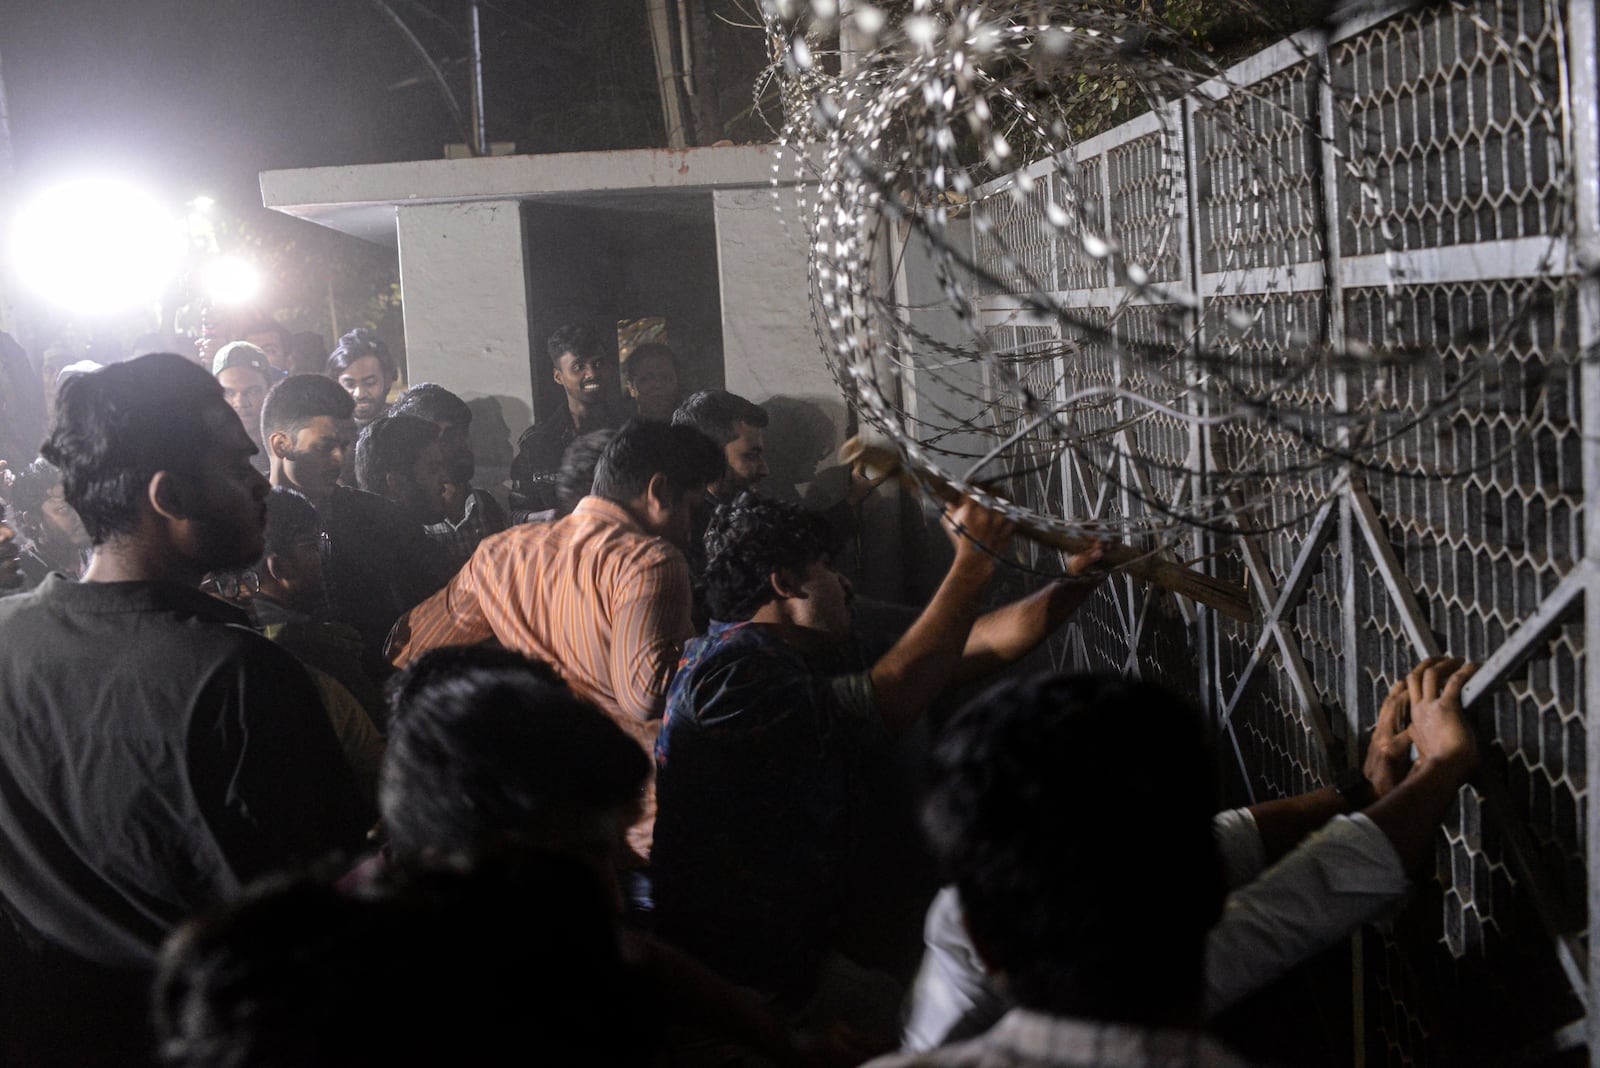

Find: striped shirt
<box><xmin>387</xmin><ymin>496</ymin><xmax>694</xmax><ymax>855</ymax></box>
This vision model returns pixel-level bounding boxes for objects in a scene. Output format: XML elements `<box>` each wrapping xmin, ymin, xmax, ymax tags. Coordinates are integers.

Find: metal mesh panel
<box><xmin>963</xmin><ymin>0</ymin><xmax>1591</xmax><ymax>1060</ymax></box>
<box><xmin>986</xmin><ymin>324</ymin><xmax>1068</xmax><ymax>569</ymax></box>
<box><xmin>1194</xmin><ymin>59</ymin><xmax>1325</xmax><ymax>273</ymax></box>
<box><xmin>1334</xmin><ymin>0</ymin><xmax>1567</xmax><ymax>255</ymax></box>
<box><xmin>1106</xmin><ymin>129</ymin><xmax>1185</xmax><ymax>283</ymax></box>
<box><xmin>1055</xmin><ymin>159</ymin><xmax>1109</xmax><ymax>291</ymax></box>
<box><xmin>974</xmin><ymin>179</ymin><xmax>1053</xmax><ymax>295</ymax></box>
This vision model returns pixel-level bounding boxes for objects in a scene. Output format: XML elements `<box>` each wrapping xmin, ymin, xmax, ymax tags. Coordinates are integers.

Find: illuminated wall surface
<box><xmin>966</xmin><ymin>0</ymin><xmax>1597</xmax><ymax>1061</ymax></box>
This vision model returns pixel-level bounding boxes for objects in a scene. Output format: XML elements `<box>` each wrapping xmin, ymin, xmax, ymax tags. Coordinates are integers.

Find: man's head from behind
<box><xmin>554</xmin><ymin>429</ymin><xmax>614</xmax><ymax>517</ymax></box>
<box><xmin>389</xmin><ymin>382</ymin><xmax>475</xmax><ymax>484</ymax></box>
<box><xmin>923</xmin><ymin>672</ymin><xmax>1224</xmax><ymax>1025</ymax></box>
<box><xmin>326</xmin><ymin>328</ymin><xmax>397</xmax><ymax>425</ymax></box>
<box><xmin>154</xmin><ymin>849</ymin><xmax>653</xmax><ymax>1067</ymax></box>
<box><xmin>703</xmin><ymin>493</ymin><xmax>846</xmax><ymax>633</ymax></box>
<box><xmin>39</xmin><ymin>353</ymin><xmax>269</xmax><ymax>574</ymax></box>
<box><xmin>382</xmin><ymin>646</ymin><xmax>651</xmax><ymax>870</ymax></box>
<box><xmin>255</xmin><ymin>487</ymin><xmax>324</xmax><ymax>612</ymax></box>
<box><xmin>589</xmin><ymin>419</ymin><xmax>723</xmax><ymax>549</ymax></box>
<box><xmin>240</xmin><ymin>320</ymin><xmax>294</xmax><ymax>373</ymax></box>
<box><xmin>671</xmin><ymin>389</ymin><xmax>770</xmax><ymax>498</ymax></box>
<box><xmin>353</xmin><ymin>414</ymin><xmax>447</xmax><ymax>524</ymax></box>
<box><xmin>260</xmin><ymin>375</ymin><xmax>356</xmax><ymax>510</ymax></box>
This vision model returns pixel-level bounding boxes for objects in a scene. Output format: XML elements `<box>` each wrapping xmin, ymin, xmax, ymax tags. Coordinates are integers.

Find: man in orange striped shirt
<box><xmin>387</xmin><ymin>419</ymin><xmax>724</xmax><ymax>855</ymax></box>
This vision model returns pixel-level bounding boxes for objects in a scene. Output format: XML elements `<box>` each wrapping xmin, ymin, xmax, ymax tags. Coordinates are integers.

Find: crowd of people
<box><xmin>0</xmin><ymin>321</ymin><xmax>1483</xmax><ymax>1067</ymax></box>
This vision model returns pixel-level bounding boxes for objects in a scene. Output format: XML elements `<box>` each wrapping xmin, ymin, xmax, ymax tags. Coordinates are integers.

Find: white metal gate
<box><xmin>965</xmin><ymin>0</ymin><xmax>1597</xmax><ymax>1060</ymax></box>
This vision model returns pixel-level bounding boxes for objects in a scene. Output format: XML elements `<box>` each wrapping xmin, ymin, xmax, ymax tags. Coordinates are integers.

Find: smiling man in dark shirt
<box><xmin>509</xmin><ymin>324</ymin><xmax>622</xmax><ymax>516</ymax></box>
<box><xmin>0</xmin><ymin>354</ymin><xmax>372</xmax><ymax>1065</ymax></box>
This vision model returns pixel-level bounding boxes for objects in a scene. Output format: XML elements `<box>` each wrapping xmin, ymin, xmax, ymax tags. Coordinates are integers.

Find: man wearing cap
<box><xmin>213</xmin><ymin>341</ymin><xmax>277</xmax><ymax>473</ymax></box>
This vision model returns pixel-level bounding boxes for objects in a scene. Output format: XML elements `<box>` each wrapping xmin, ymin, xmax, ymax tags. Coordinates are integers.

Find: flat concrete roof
<box><xmin>260</xmin><ymin>143</ymin><xmax>801</xmax><ymax>245</ymax></box>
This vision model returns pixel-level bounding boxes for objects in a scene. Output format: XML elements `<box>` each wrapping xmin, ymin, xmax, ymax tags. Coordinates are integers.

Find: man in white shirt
<box><xmin>877</xmin><ymin>658</ymin><xmax>1479</xmax><ymax>1067</ymax></box>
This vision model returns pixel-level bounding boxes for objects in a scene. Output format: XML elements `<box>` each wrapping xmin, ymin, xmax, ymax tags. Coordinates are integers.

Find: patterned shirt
<box><xmin>387</xmin><ymin>495</ymin><xmax>694</xmax><ymax>855</ymax></box>
<box><xmin>866</xmin><ymin>1010</ymin><xmax>1250</xmax><ymax>1068</ymax></box>
<box><xmin>422</xmin><ymin>487</ymin><xmax>509</xmax><ymax>569</ymax></box>
<box><xmin>652</xmin><ymin>621</ymin><xmax>886</xmax><ymax>997</ymax></box>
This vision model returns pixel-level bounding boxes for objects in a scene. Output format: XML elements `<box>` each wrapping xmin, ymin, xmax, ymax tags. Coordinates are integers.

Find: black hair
<box><xmin>589</xmin><ymin>419</ymin><xmax>723</xmax><ymax>507</ymax></box>
<box><xmin>153</xmin><ymin>849</ymin><xmax>655</xmax><ymax>1067</ymax></box>
<box><xmin>671</xmin><ymin>389</ymin><xmax>769</xmax><ymax>447</ymax></box>
<box><xmin>380</xmin><ymin>647</ymin><xmax>651</xmax><ymax>858</ymax></box>
<box><xmin>621</xmin><ymin>342</ymin><xmax>679</xmax><ymax>384</ymax></box>
<box><xmin>38</xmin><ymin>353</ymin><xmax>223</xmax><ymax>545</ymax></box>
<box><xmin>546</xmin><ymin>323</ymin><xmax>603</xmax><ymax>367</ymax></box>
<box><xmin>923</xmin><ymin>672</ymin><xmax>1223</xmax><ymax>1021</ymax></box>
<box><xmin>701</xmin><ymin>493</ymin><xmax>833</xmax><ymax>622</ymax></box>
<box><xmin>7</xmin><ymin>457</ymin><xmax>62</xmax><ymax>517</ymax></box>
<box><xmin>259</xmin><ymin>375</ymin><xmax>354</xmax><ymax>442</ymax></box>
<box><xmin>353</xmin><ymin>414</ymin><xmax>439</xmax><ymax>496</ymax></box>
<box><xmin>242</xmin><ymin>320</ymin><xmax>293</xmax><ymax>352</ymax></box>
<box><xmin>389</xmin><ymin>382</ymin><xmax>472</xmax><ymax>429</ymax></box>
<box><xmin>554</xmin><ymin>429</ymin><xmax>615</xmax><ymax>516</ymax></box>
<box><xmin>262</xmin><ymin>486</ymin><xmax>319</xmax><ymax>559</ymax></box>
<box><xmin>326</xmin><ymin>327</ymin><xmax>397</xmax><ymax>380</ymax></box>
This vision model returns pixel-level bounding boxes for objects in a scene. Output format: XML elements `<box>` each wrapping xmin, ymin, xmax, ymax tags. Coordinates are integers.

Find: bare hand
<box><xmin>943</xmin><ymin>496</ymin><xmax>1014</xmax><ymax>569</ymax></box>
<box><xmin>1065</xmin><ymin>540</ymin><xmax>1107</xmax><ymax>579</ymax></box>
<box><xmin>1405</xmin><ymin>656</ymin><xmax>1479</xmax><ymax>777</ymax></box>
<box><xmin>1364</xmin><ymin>680</ymin><xmax>1414</xmax><ymax>798</ymax></box>
<box><xmin>846</xmin><ymin>464</ymin><xmax>893</xmax><ymax>506</ymax></box>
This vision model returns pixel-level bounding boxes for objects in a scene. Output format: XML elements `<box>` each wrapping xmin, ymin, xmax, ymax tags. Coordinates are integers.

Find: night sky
<box><xmin>1</xmin><ymin>0</ymin><xmax>662</xmax><ymax>214</ymax></box>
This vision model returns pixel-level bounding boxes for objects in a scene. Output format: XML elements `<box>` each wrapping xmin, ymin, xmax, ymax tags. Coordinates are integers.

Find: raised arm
<box><xmin>951</xmin><ymin>543</ymin><xmax>1106</xmax><ymax>686</ymax></box>
<box><xmin>870</xmin><ymin>499</ymin><xmax>1013</xmax><ymax>734</ymax></box>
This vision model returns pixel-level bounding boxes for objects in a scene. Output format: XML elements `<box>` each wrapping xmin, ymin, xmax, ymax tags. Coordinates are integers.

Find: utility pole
<box><xmin>468</xmin><ymin>0</ymin><xmax>488</xmax><ymax>155</ymax></box>
<box><xmin>646</xmin><ymin>0</ymin><xmax>691</xmax><ymax>147</ymax></box>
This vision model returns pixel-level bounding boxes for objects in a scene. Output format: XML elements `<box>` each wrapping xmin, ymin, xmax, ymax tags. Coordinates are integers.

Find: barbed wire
<box><xmin>753</xmin><ymin>0</ymin><xmax>1583</xmax><ymax>563</ymax></box>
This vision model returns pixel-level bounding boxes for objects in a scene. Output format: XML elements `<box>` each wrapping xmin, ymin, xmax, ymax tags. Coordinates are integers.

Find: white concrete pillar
<box><xmin>396</xmin><ymin>200</ymin><xmax>534</xmax><ymax>439</ymax></box>
<box><xmin>712</xmin><ymin>186</ymin><xmax>845</xmax><ymax>442</ymax></box>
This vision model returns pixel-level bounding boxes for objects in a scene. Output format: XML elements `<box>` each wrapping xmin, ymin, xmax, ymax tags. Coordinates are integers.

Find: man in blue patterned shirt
<box><xmin>651</xmin><ymin>493</ymin><xmax>1103</xmax><ymax>1043</ymax></box>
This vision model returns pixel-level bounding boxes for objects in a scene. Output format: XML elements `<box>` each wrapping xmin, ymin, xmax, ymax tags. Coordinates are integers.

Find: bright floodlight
<box><xmin>205</xmin><ymin>255</ymin><xmax>261</xmax><ymax>305</ymax></box>
<box><xmin>10</xmin><ymin>179</ymin><xmax>185</xmax><ymax>315</ymax></box>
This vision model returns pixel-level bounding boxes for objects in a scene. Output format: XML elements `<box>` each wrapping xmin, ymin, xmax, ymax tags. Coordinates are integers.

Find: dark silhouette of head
<box><xmin>153</xmin><ymin>848</ymin><xmax>656</xmax><ymax>1066</ymax></box>
<box><xmin>621</xmin><ymin>342</ymin><xmax>682</xmax><ymax>420</ymax></box>
<box><xmin>553</xmin><ymin>429</ymin><xmax>615</xmax><ymax>516</ymax></box>
<box><xmin>923</xmin><ymin>672</ymin><xmax>1224</xmax><ymax>1025</ymax></box>
<box><xmin>381</xmin><ymin>647</ymin><xmax>651</xmax><ymax>865</ymax></box>
<box><xmin>589</xmin><ymin>420</ymin><xmax>722</xmax><ymax>507</ymax></box>
<box><xmin>256</xmin><ymin>487</ymin><xmax>324</xmax><ymax>611</ymax></box>
<box><xmin>353</xmin><ymin>414</ymin><xmax>447</xmax><ymax>524</ymax></box>
<box><xmin>390</xmin><ymin>382</ymin><xmax>475</xmax><ymax>482</ymax></box>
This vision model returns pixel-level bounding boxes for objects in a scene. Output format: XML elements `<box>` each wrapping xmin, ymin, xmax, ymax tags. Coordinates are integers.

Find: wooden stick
<box><xmin>842</xmin><ymin>437</ymin><xmax>1256</xmax><ymax>623</ymax></box>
